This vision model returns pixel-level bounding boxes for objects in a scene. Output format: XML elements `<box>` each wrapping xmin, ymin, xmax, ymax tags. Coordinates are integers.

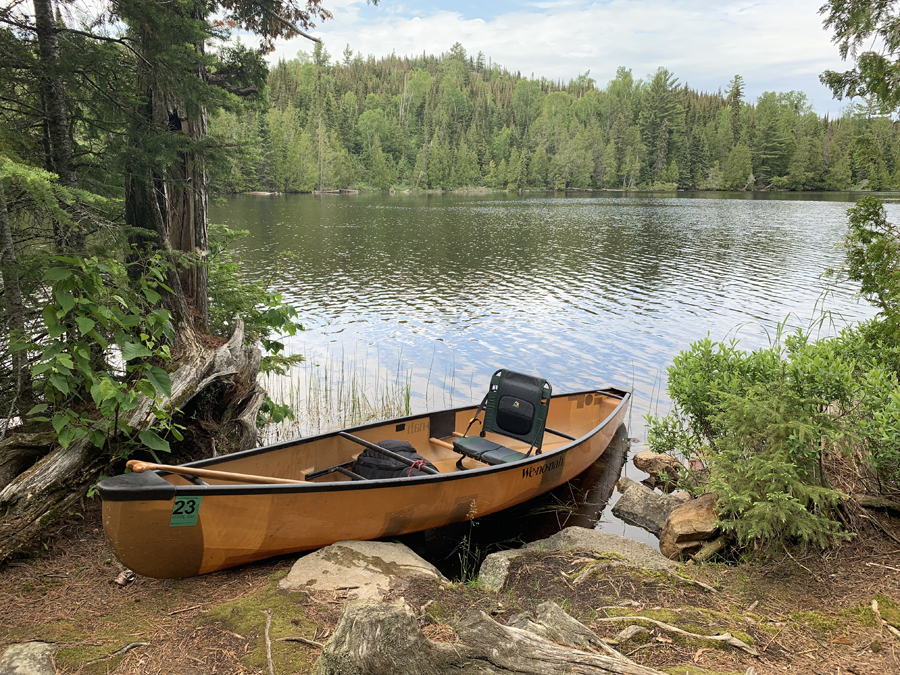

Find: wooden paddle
<box><xmin>126</xmin><ymin>460</ymin><xmax>305</xmax><ymax>485</ymax></box>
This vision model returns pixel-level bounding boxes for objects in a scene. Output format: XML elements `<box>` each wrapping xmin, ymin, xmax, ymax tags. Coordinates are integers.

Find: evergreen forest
<box><xmin>211</xmin><ymin>42</ymin><xmax>900</xmax><ymax>194</ymax></box>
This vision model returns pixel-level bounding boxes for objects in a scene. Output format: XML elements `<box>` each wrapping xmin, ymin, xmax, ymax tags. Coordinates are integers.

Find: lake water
<box><xmin>212</xmin><ymin>191</ymin><xmax>885</xmax><ymax>431</ymax></box>
<box><xmin>211</xmin><ymin>191</ymin><xmax>889</xmax><ymax>563</ymax></box>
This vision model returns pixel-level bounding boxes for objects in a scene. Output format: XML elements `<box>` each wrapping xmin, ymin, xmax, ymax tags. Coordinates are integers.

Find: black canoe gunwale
<box><xmin>98</xmin><ymin>387</ymin><xmax>630</xmax><ymax>501</ymax></box>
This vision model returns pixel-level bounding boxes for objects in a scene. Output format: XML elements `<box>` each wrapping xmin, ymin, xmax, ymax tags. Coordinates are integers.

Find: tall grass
<box><xmin>258</xmin><ymin>349</ymin><xmax>414</xmax><ymax>443</ymax></box>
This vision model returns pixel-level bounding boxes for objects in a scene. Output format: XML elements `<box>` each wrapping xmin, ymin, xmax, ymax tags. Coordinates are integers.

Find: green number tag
<box><xmin>169</xmin><ymin>496</ymin><xmax>202</xmax><ymax>527</ymax></box>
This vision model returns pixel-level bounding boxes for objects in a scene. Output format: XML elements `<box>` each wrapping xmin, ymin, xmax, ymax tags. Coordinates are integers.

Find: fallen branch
<box><xmin>872</xmin><ymin>599</ymin><xmax>900</xmax><ymax>643</ymax></box>
<box><xmin>264</xmin><ymin>609</ymin><xmax>274</xmax><ymax>675</ymax></box>
<box><xmin>276</xmin><ymin>636</ymin><xmax>325</xmax><ymax>649</ymax></box>
<box><xmin>167</xmin><ymin>604</ymin><xmax>203</xmax><ymax>616</ymax></box>
<box><xmin>83</xmin><ymin>642</ymin><xmax>150</xmax><ymax>666</ymax></box>
<box><xmin>592</xmin><ymin>616</ymin><xmax>759</xmax><ymax>656</ymax></box>
<box><xmin>691</xmin><ymin>535</ymin><xmax>729</xmax><ymax>563</ymax></box>
<box><xmin>855</xmin><ymin>494</ymin><xmax>900</xmax><ymax>517</ymax></box>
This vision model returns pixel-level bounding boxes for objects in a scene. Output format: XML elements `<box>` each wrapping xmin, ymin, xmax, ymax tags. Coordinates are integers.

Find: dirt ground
<box><xmin>2</xmin><ymin>500</ymin><xmax>900</xmax><ymax>675</ymax></box>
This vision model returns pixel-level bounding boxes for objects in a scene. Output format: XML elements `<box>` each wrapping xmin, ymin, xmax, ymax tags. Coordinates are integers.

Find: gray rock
<box><xmin>611</xmin><ymin>477</ymin><xmax>691</xmax><ymax>535</ymax></box>
<box><xmin>0</xmin><ymin>643</ymin><xmax>55</xmax><ymax>675</ymax></box>
<box><xmin>279</xmin><ymin>540</ymin><xmax>447</xmax><ymax>600</ymax></box>
<box><xmin>477</xmin><ymin>549</ymin><xmax>522</xmax><ymax>592</ymax></box>
<box><xmin>478</xmin><ymin>525</ymin><xmax>674</xmax><ymax>591</ymax></box>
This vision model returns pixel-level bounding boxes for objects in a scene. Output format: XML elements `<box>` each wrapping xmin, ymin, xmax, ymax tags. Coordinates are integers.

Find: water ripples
<box><xmin>212</xmin><ymin>192</ymin><xmax>890</xmax><ymax>436</ymax></box>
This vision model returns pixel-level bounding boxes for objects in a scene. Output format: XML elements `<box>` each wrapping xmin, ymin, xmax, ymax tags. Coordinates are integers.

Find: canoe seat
<box><xmin>452</xmin><ymin>435</ymin><xmax>528</xmax><ymax>465</ymax></box>
<box><xmin>453</xmin><ymin>369</ymin><xmax>551</xmax><ymax>467</ymax></box>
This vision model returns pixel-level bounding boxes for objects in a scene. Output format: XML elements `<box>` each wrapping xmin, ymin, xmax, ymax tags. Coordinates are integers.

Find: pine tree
<box><xmin>367</xmin><ymin>136</ymin><xmax>395</xmax><ymax>190</ymax></box>
<box><xmin>727</xmin><ymin>75</ymin><xmax>744</xmax><ymax>146</ymax></box>
<box><xmin>528</xmin><ymin>145</ymin><xmax>550</xmax><ymax>188</ymax></box>
<box><xmin>723</xmin><ymin>144</ymin><xmax>753</xmax><ymax>190</ymax></box>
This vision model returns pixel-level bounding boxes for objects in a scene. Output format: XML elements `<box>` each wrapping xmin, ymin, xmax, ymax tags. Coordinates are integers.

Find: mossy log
<box><xmin>317</xmin><ymin>600</ymin><xmax>666</xmax><ymax>675</ymax></box>
<box><xmin>0</xmin><ymin>317</ymin><xmax>264</xmax><ymax>562</ymax></box>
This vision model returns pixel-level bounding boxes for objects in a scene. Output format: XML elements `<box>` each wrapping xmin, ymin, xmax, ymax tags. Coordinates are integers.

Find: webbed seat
<box><xmin>453</xmin><ymin>369</ymin><xmax>551</xmax><ymax>466</ymax></box>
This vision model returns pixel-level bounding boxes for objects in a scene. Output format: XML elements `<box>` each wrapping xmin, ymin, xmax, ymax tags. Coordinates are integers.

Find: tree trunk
<box><xmin>32</xmin><ymin>0</ymin><xmax>75</xmax><ymax>188</ymax></box>
<box><xmin>166</xmin><ymin>111</ymin><xmax>210</xmax><ymax>332</ymax></box>
<box><xmin>0</xmin><ymin>175</ymin><xmax>34</xmax><ymax>418</ymax></box>
<box><xmin>32</xmin><ymin>0</ymin><xmax>83</xmax><ymax>250</ymax></box>
<box><xmin>125</xmin><ymin>168</ymin><xmax>195</xmax><ymax>342</ymax></box>
<box><xmin>0</xmin><ymin>318</ymin><xmax>264</xmax><ymax>562</ymax></box>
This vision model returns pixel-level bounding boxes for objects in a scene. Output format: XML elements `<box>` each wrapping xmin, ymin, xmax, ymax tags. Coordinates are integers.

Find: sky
<box><xmin>257</xmin><ymin>0</ymin><xmax>854</xmax><ymax>116</ymax></box>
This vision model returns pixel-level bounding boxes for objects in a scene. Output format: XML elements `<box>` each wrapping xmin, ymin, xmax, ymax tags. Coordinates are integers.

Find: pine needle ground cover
<box><xmin>1</xmin><ymin>504</ymin><xmax>899</xmax><ymax>674</ymax></box>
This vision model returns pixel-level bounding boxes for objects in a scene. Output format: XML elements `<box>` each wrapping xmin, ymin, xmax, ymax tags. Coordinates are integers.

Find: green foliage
<box><xmin>647</xmin><ymin>325</ymin><xmax>900</xmax><ymax>549</ymax></box>
<box><xmin>256</xmin><ymin>396</ymin><xmax>295</xmax><ymax>428</ymax></box>
<box><xmin>206</xmin><ymin>46</ymin><xmax>900</xmax><ymax>194</ymax></box>
<box><xmin>26</xmin><ymin>254</ymin><xmax>181</xmax><ymax>459</ymax></box>
<box><xmin>844</xmin><ymin>197</ymin><xmax>900</xmax><ymax>323</ymax></box>
<box><xmin>820</xmin><ymin>0</ymin><xmax>900</xmax><ymax>112</ymax></box>
<box><xmin>708</xmin><ymin>380</ymin><xmax>849</xmax><ymax>547</ymax></box>
<box><xmin>722</xmin><ymin>144</ymin><xmax>753</xmax><ymax>189</ymax></box>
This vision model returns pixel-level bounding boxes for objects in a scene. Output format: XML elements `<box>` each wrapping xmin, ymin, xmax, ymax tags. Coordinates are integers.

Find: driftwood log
<box><xmin>0</xmin><ymin>317</ymin><xmax>264</xmax><ymax>562</ymax></box>
<box><xmin>317</xmin><ymin>600</ymin><xmax>667</xmax><ymax>675</ymax></box>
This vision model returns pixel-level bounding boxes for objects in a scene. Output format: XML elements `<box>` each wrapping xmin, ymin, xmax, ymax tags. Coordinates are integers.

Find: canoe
<box><xmin>98</xmin><ymin>386</ymin><xmax>631</xmax><ymax>578</ymax></box>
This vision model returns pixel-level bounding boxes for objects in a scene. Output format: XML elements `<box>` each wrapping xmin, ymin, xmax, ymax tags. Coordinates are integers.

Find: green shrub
<box><xmin>647</xmin><ymin>199</ymin><xmax>900</xmax><ymax>550</ymax></box>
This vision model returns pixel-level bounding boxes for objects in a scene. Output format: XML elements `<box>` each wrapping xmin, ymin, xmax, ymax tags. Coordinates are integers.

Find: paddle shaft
<box><xmin>126</xmin><ymin>460</ymin><xmax>305</xmax><ymax>485</ymax></box>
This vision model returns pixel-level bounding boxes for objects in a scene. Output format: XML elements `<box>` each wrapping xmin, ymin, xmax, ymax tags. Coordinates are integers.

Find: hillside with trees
<box><xmin>210</xmin><ymin>42</ymin><xmax>900</xmax><ymax>194</ymax></box>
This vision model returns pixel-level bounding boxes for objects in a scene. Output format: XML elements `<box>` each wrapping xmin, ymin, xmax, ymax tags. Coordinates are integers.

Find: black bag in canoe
<box><xmin>352</xmin><ymin>440</ymin><xmax>438</xmax><ymax>479</ymax></box>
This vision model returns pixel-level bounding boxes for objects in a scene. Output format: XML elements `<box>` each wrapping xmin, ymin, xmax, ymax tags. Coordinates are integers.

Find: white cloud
<box><xmin>261</xmin><ymin>0</ymin><xmax>849</xmax><ymax>114</ymax></box>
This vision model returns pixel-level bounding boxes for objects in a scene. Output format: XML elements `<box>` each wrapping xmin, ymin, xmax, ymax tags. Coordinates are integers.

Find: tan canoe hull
<box><xmin>100</xmin><ymin>389</ymin><xmax>630</xmax><ymax>578</ymax></box>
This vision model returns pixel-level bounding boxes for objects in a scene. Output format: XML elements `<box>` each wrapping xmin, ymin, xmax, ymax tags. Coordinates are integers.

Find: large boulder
<box><xmin>611</xmin><ymin>477</ymin><xmax>691</xmax><ymax>535</ymax></box>
<box><xmin>658</xmin><ymin>493</ymin><xmax>719</xmax><ymax>560</ymax></box>
<box><xmin>478</xmin><ymin>525</ymin><xmax>674</xmax><ymax>591</ymax></box>
<box><xmin>279</xmin><ymin>540</ymin><xmax>447</xmax><ymax>600</ymax></box>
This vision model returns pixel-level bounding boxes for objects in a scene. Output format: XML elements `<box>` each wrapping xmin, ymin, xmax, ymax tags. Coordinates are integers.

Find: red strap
<box><xmin>407</xmin><ymin>460</ymin><xmax>426</xmax><ymax>476</ymax></box>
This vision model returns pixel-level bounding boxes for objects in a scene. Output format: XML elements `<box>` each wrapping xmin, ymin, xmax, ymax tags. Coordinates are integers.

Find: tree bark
<box><xmin>0</xmin><ymin>318</ymin><xmax>263</xmax><ymax>563</ymax></box>
<box><xmin>32</xmin><ymin>0</ymin><xmax>75</xmax><ymax>188</ymax></box>
<box><xmin>0</xmin><ymin>433</ymin><xmax>54</xmax><ymax>491</ymax></box>
<box><xmin>0</xmin><ymin>174</ymin><xmax>34</xmax><ymax>418</ymax></box>
<box><xmin>166</xmin><ymin>112</ymin><xmax>210</xmax><ymax>332</ymax></box>
<box><xmin>32</xmin><ymin>0</ymin><xmax>83</xmax><ymax>250</ymax></box>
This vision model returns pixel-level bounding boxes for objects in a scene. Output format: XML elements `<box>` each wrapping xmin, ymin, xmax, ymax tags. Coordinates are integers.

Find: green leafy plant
<box><xmin>23</xmin><ymin>253</ymin><xmax>181</xmax><ymax>459</ymax></box>
<box><xmin>646</xmin><ymin>328</ymin><xmax>886</xmax><ymax>548</ymax></box>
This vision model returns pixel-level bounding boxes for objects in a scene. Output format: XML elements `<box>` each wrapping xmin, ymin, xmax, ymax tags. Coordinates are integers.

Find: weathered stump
<box><xmin>317</xmin><ymin>600</ymin><xmax>668</xmax><ymax>675</ymax></box>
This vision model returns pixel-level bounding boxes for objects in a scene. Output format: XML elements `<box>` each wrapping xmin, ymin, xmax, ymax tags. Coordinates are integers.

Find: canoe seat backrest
<box><xmin>453</xmin><ymin>369</ymin><xmax>551</xmax><ymax>465</ymax></box>
<box><xmin>482</xmin><ymin>369</ymin><xmax>552</xmax><ymax>450</ymax></box>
